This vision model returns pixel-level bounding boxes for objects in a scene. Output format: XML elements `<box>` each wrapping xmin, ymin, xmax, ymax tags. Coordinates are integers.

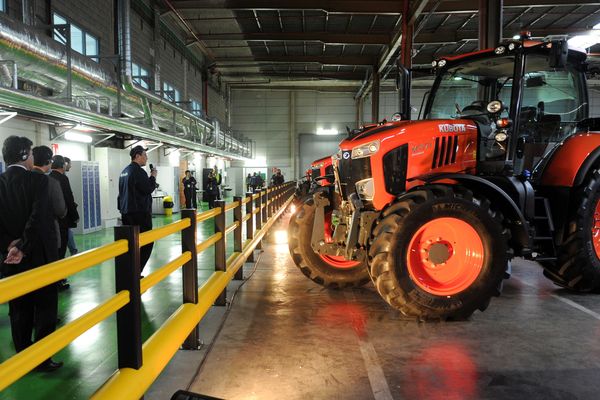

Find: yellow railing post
<box><xmin>181</xmin><ymin>209</ymin><xmax>199</xmax><ymax>349</ymax></box>
<box><xmin>246</xmin><ymin>191</ymin><xmax>255</xmax><ymax>263</ymax></box>
<box><xmin>233</xmin><ymin>196</ymin><xmax>243</xmax><ymax>280</ymax></box>
<box><xmin>113</xmin><ymin>225</ymin><xmax>143</xmax><ymax>369</ymax></box>
<box><xmin>214</xmin><ymin>200</ymin><xmax>227</xmax><ymax>306</ymax></box>
<box><xmin>254</xmin><ymin>189</ymin><xmax>263</xmax><ymax>250</ymax></box>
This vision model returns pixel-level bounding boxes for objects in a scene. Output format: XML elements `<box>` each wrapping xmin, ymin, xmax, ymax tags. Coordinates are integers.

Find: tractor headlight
<box><xmin>351</xmin><ymin>140</ymin><xmax>380</xmax><ymax>159</ymax></box>
<box><xmin>495</xmin><ymin>131</ymin><xmax>508</xmax><ymax>142</ymax></box>
<box><xmin>487</xmin><ymin>100</ymin><xmax>503</xmax><ymax>114</ymax></box>
<box><xmin>355</xmin><ymin>178</ymin><xmax>375</xmax><ymax>201</ymax></box>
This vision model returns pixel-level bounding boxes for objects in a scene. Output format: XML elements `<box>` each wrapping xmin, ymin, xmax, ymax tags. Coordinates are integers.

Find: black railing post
<box><xmin>214</xmin><ymin>200</ymin><xmax>227</xmax><ymax>306</ymax></box>
<box><xmin>255</xmin><ymin>189</ymin><xmax>262</xmax><ymax>250</ymax></box>
<box><xmin>246</xmin><ymin>192</ymin><xmax>255</xmax><ymax>262</ymax></box>
<box><xmin>181</xmin><ymin>209</ymin><xmax>199</xmax><ymax>349</ymax></box>
<box><xmin>233</xmin><ymin>196</ymin><xmax>243</xmax><ymax>280</ymax></box>
<box><xmin>114</xmin><ymin>225</ymin><xmax>142</xmax><ymax>369</ymax></box>
<box><xmin>261</xmin><ymin>188</ymin><xmax>268</xmax><ymax>223</ymax></box>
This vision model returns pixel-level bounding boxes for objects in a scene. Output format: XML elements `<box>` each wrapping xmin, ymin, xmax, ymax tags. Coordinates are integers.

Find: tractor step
<box><xmin>531</xmin><ymin>197</ymin><xmax>557</xmax><ymax>260</ymax></box>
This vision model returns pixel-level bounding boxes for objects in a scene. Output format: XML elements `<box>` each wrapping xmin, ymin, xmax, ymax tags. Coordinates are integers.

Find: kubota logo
<box><xmin>412</xmin><ymin>142</ymin><xmax>432</xmax><ymax>156</ymax></box>
<box><xmin>438</xmin><ymin>123</ymin><xmax>466</xmax><ymax>133</ymax></box>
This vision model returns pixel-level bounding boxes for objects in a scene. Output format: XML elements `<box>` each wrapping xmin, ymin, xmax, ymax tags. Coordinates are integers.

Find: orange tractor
<box><xmin>289</xmin><ymin>36</ymin><xmax>600</xmax><ymax>320</ymax></box>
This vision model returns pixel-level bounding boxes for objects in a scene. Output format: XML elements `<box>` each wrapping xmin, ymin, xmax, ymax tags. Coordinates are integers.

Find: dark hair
<box><xmin>2</xmin><ymin>136</ymin><xmax>32</xmax><ymax>165</ymax></box>
<box><xmin>185</xmin><ymin>170</ymin><xmax>190</xmax><ymax>174</ymax></box>
<box><xmin>129</xmin><ymin>145</ymin><xmax>147</xmax><ymax>159</ymax></box>
<box><xmin>32</xmin><ymin>146</ymin><xmax>54</xmax><ymax>167</ymax></box>
<box><xmin>64</xmin><ymin>157</ymin><xmax>71</xmax><ymax>163</ymax></box>
<box><xmin>51</xmin><ymin>154</ymin><xmax>65</xmax><ymax>169</ymax></box>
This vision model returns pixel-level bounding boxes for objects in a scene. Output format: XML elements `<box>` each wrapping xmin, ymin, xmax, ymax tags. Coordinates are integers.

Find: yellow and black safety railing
<box><xmin>0</xmin><ymin>181</ymin><xmax>296</xmax><ymax>399</ymax></box>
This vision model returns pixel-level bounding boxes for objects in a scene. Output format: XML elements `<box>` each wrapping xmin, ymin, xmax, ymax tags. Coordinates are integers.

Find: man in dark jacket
<box><xmin>50</xmin><ymin>155</ymin><xmax>79</xmax><ymax>290</ymax></box>
<box><xmin>118</xmin><ymin>145</ymin><xmax>157</xmax><ymax>273</ymax></box>
<box><xmin>32</xmin><ymin>146</ymin><xmax>66</xmax><ymax>252</ymax></box>
<box><xmin>0</xmin><ymin>136</ymin><xmax>62</xmax><ymax>372</ymax></box>
<box><xmin>182</xmin><ymin>170</ymin><xmax>197</xmax><ymax>209</ymax></box>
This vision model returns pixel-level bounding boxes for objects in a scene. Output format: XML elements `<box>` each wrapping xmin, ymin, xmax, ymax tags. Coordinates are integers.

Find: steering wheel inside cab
<box><xmin>456</xmin><ymin>100</ymin><xmax>490</xmax><ymax>123</ymax></box>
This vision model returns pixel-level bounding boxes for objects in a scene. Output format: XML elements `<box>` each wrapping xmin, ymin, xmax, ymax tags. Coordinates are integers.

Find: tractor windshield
<box><xmin>426</xmin><ymin>51</ymin><xmax>587</xmax><ymax>144</ymax></box>
<box><xmin>426</xmin><ymin>55</ymin><xmax>515</xmax><ymax>119</ymax></box>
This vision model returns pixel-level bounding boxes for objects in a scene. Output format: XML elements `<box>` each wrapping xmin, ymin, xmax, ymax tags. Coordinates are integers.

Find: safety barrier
<box><xmin>0</xmin><ymin>181</ymin><xmax>296</xmax><ymax>398</ymax></box>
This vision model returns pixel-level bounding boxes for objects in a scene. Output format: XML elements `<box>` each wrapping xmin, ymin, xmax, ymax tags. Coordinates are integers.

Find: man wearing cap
<box><xmin>118</xmin><ymin>145</ymin><xmax>157</xmax><ymax>273</ymax></box>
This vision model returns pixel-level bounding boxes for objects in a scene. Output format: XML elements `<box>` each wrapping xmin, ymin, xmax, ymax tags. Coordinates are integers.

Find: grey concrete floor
<box><xmin>152</xmin><ymin>217</ymin><xmax>600</xmax><ymax>400</ymax></box>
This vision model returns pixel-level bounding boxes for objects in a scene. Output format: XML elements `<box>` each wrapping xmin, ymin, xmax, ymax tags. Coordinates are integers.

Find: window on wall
<box><xmin>0</xmin><ymin>0</ymin><xmax>6</xmax><ymax>12</ymax></box>
<box><xmin>191</xmin><ymin>100</ymin><xmax>203</xmax><ymax>117</ymax></box>
<box><xmin>132</xmin><ymin>63</ymin><xmax>150</xmax><ymax>90</ymax></box>
<box><xmin>52</xmin><ymin>12</ymin><xmax>99</xmax><ymax>61</ymax></box>
<box><xmin>162</xmin><ymin>81</ymin><xmax>180</xmax><ymax>103</ymax></box>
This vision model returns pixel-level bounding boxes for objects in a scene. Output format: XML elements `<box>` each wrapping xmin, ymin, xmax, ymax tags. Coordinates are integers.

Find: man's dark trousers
<box><xmin>5</xmin><ymin>261</ymin><xmax>58</xmax><ymax>352</ymax></box>
<box><xmin>122</xmin><ymin>212</ymin><xmax>153</xmax><ymax>272</ymax></box>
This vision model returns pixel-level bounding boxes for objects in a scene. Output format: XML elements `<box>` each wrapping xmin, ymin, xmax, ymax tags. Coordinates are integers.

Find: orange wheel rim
<box><xmin>407</xmin><ymin>217</ymin><xmax>484</xmax><ymax>296</ymax></box>
<box><xmin>593</xmin><ymin>198</ymin><xmax>600</xmax><ymax>259</ymax></box>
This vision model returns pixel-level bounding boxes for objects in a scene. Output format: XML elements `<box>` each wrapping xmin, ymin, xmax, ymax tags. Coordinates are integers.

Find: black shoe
<box><xmin>34</xmin><ymin>359</ymin><xmax>63</xmax><ymax>372</ymax></box>
<box><xmin>58</xmin><ymin>279</ymin><xmax>70</xmax><ymax>291</ymax></box>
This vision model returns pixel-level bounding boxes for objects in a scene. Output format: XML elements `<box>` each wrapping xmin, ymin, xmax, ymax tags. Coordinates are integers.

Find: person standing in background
<box><xmin>63</xmin><ymin>157</ymin><xmax>78</xmax><ymax>256</ymax></box>
<box><xmin>182</xmin><ymin>170</ymin><xmax>197</xmax><ymax>209</ymax></box>
<box><xmin>118</xmin><ymin>146</ymin><xmax>157</xmax><ymax>274</ymax></box>
<box><xmin>50</xmin><ymin>155</ymin><xmax>79</xmax><ymax>291</ymax></box>
<box><xmin>32</xmin><ymin>147</ymin><xmax>66</xmax><ymax>256</ymax></box>
<box><xmin>205</xmin><ymin>170</ymin><xmax>219</xmax><ymax>209</ymax></box>
<box><xmin>0</xmin><ymin>136</ymin><xmax>63</xmax><ymax>372</ymax></box>
<box><xmin>213</xmin><ymin>166</ymin><xmax>222</xmax><ymax>200</ymax></box>
<box><xmin>246</xmin><ymin>173</ymin><xmax>252</xmax><ymax>192</ymax></box>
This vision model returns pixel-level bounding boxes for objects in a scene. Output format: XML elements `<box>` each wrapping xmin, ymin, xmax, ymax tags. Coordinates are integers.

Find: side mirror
<box><xmin>549</xmin><ymin>40</ymin><xmax>568</xmax><ymax>69</ymax></box>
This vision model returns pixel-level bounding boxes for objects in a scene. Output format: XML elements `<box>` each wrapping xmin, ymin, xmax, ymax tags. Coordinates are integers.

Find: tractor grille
<box><xmin>311</xmin><ymin>167</ymin><xmax>321</xmax><ymax>179</ymax></box>
<box><xmin>337</xmin><ymin>155</ymin><xmax>372</xmax><ymax>199</ymax></box>
<box><xmin>383</xmin><ymin>145</ymin><xmax>408</xmax><ymax>195</ymax></box>
<box><xmin>432</xmin><ymin>135</ymin><xmax>458</xmax><ymax>168</ymax></box>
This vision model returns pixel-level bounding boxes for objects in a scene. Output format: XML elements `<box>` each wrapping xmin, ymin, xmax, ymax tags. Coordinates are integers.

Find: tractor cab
<box><xmin>425</xmin><ymin>39</ymin><xmax>589</xmax><ymax>176</ymax></box>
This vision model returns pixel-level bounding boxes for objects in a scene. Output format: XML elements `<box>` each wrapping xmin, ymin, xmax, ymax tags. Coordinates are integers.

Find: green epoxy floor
<box><xmin>0</xmin><ymin>200</ymin><xmax>240</xmax><ymax>399</ymax></box>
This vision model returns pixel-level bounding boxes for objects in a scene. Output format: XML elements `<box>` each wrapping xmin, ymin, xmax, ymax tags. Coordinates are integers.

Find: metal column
<box><xmin>479</xmin><ymin>0</ymin><xmax>503</xmax><ymax>50</ymax></box>
<box><xmin>371</xmin><ymin>66</ymin><xmax>380</xmax><ymax>123</ymax></box>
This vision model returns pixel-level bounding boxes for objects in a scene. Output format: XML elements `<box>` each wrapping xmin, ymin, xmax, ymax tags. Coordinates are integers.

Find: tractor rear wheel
<box><xmin>543</xmin><ymin>171</ymin><xmax>600</xmax><ymax>291</ymax></box>
<box><xmin>288</xmin><ymin>198</ymin><xmax>370</xmax><ymax>288</ymax></box>
<box><xmin>368</xmin><ymin>185</ymin><xmax>510</xmax><ymax>320</ymax></box>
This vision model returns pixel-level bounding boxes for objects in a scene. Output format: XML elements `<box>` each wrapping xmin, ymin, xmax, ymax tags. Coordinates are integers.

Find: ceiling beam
<box><xmin>414</xmin><ymin>27</ymin><xmax>598</xmax><ymax>45</ymax></box>
<box><xmin>169</xmin><ymin>0</ymin><xmax>404</xmax><ymax>14</ymax></box>
<box><xmin>197</xmin><ymin>32</ymin><xmax>391</xmax><ymax>45</ymax></box>
<box><xmin>216</xmin><ymin>55</ymin><xmax>377</xmax><ymax>66</ymax></box>
<box><xmin>426</xmin><ymin>0</ymin><xmax>600</xmax><ymax>14</ymax></box>
<box><xmin>223</xmin><ymin>71</ymin><xmax>365</xmax><ymax>80</ymax></box>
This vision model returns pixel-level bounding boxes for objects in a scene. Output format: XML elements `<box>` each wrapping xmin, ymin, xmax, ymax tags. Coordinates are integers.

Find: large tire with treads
<box><xmin>288</xmin><ymin>198</ymin><xmax>370</xmax><ymax>288</ymax></box>
<box><xmin>543</xmin><ymin>170</ymin><xmax>600</xmax><ymax>291</ymax></box>
<box><xmin>368</xmin><ymin>185</ymin><xmax>510</xmax><ymax>320</ymax></box>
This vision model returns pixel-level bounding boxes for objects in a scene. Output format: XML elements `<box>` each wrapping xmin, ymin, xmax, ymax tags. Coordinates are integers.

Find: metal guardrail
<box><xmin>0</xmin><ymin>182</ymin><xmax>296</xmax><ymax>396</ymax></box>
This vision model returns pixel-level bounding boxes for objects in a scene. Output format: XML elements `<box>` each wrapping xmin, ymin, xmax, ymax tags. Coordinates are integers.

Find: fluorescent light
<box><xmin>568</xmin><ymin>24</ymin><xmax>600</xmax><ymax>52</ymax></box>
<box><xmin>65</xmin><ymin>131</ymin><xmax>92</xmax><ymax>143</ymax></box>
<box><xmin>316</xmin><ymin>127</ymin><xmax>338</xmax><ymax>135</ymax></box>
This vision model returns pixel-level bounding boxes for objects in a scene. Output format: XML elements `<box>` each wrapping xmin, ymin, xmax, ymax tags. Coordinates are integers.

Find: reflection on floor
<box><xmin>0</xmin><ymin>201</ymin><xmax>236</xmax><ymax>400</ymax></box>
<box><xmin>184</xmin><ymin>218</ymin><xmax>600</xmax><ymax>400</ymax></box>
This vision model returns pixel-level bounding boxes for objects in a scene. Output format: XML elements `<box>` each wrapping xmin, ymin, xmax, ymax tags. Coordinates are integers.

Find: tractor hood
<box><xmin>339</xmin><ymin>119</ymin><xmax>477</xmax><ymax>152</ymax></box>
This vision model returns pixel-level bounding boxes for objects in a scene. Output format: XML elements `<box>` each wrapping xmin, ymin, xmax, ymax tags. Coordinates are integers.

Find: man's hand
<box><xmin>151</xmin><ymin>169</ymin><xmax>158</xmax><ymax>178</ymax></box>
<box><xmin>4</xmin><ymin>246</ymin><xmax>23</xmax><ymax>264</ymax></box>
<box><xmin>7</xmin><ymin>239</ymin><xmax>19</xmax><ymax>251</ymax></box>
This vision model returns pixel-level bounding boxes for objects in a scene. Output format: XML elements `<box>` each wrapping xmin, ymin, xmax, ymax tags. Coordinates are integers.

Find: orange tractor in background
<box><xmin>289</xmin><ymin>35</ymin><xmax>600</xmax><ymax>320</ymax></box>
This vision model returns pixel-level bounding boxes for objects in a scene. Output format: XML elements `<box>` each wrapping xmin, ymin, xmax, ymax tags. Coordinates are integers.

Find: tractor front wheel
<box><xmin>368</xmin><ymin>185</ymin><xmax>510</xmax><ymax>320</ymax></box>
<box><xmin>288</xmin><ymin>198</ymin><xmax>370</xmax><ymax>288</ymax></box>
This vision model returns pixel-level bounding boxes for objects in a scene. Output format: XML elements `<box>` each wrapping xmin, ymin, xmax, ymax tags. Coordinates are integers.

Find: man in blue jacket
<box><xmin>118</xmin><ymin>145</ymin><xmax>157</xmax><ymax>273</ymax></box>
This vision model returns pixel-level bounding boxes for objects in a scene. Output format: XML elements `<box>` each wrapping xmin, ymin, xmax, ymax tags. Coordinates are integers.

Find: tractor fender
<box><xmin>573</xmin><ymin>146</ymin><xmax>600</xmax><ymax>187</ymax></box>
<box><xmin>540</xmin><ymin>134</ymin><xmax>600</xmax><ymax>187</ymax></box>
<box><xmin>424</xmin><ymin>173</ymin><xmax>531</xmax><ymax>254</ymax></box>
